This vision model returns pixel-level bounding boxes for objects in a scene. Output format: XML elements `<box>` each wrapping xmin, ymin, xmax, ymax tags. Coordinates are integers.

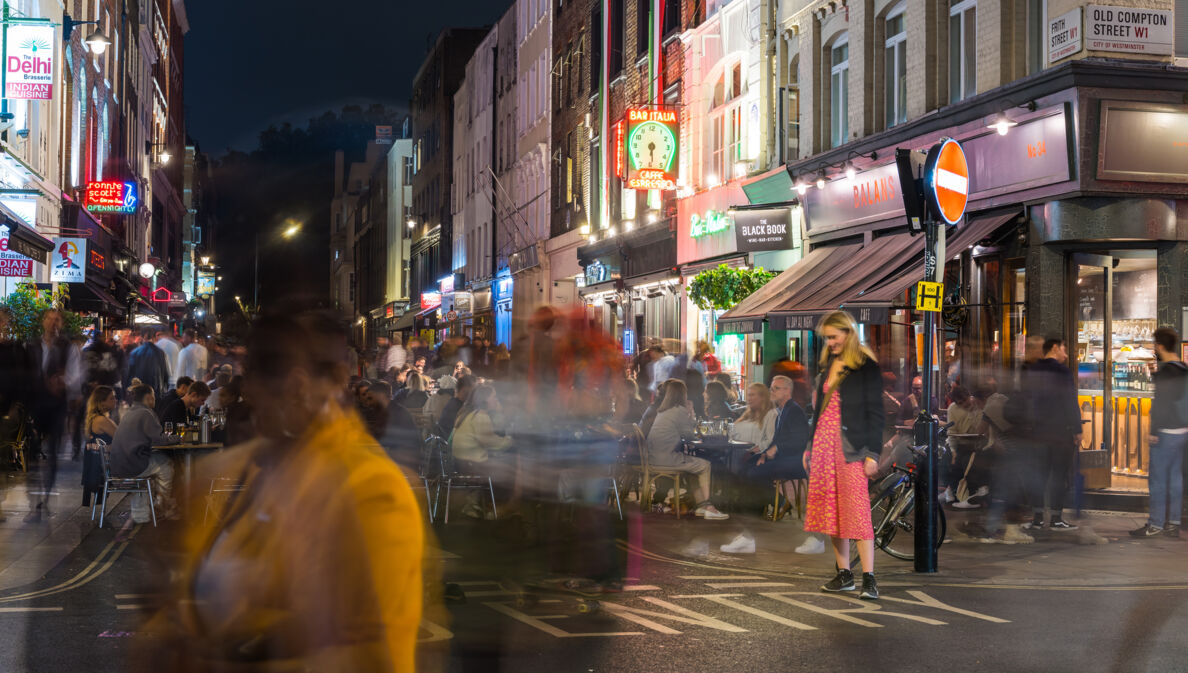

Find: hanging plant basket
<box><xmin>688</xmin><ymin>264</ymin><xmax>777</xmax><ymax>311</ymax></box>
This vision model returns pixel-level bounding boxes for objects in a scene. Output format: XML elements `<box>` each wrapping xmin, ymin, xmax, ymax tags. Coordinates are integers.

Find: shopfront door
<box><xmin>1070</xmin><ymin>252</ymin><xmax>1157</xmax><ymax>489</ymax></box>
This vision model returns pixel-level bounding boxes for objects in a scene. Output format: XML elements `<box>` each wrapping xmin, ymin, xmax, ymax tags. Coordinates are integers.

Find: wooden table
<box><xmin>153</xmin><ymin>442</ymin><xmax>225</xmax><ymax>507</ymax></box>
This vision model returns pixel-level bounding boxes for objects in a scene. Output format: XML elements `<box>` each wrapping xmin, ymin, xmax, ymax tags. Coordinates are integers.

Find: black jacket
<box><xmin>1005</xmin><ymin>358</ymin><xmax>1080</xmax><ymax>441</ymax></box>
<box><xmin>1151</xmin><ymin>360</ymin><xmax>1188</xmax><ymax>433</ymax></box>
<box><xmin>771</xmin><ymin>400</ymin><xmax>810</xmax><ymax>456</ymax></box>
<box><xmin>813</xmin><ymin>356</ymin><xmax>885</xmax><ymax>463</ymax></box>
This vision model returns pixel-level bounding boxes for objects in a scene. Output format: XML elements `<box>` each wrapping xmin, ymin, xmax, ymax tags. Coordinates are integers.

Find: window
<box><xmin>830</xmin><ymin>39</ymin><xmax>849</xmax><ymax>148</ymax></box>
<box><xmin>591</xmin><ymin>7</ymin><xmax>603</xmax><ymax>90</ymax></box>
<box><xmin>610</xmin><ymin>0</ymin><xmax>624</xmax><ymax>77</ymax></box>
<box><xmin>710</xmin><ymin>114</ymin><xmax>725</xmax><ymax>184</ymax></box>
<box><xmin>884</xmin><ymin>7</ymin><xmax>907</xmax><ymax>128</ymax></box>
<box><xmin>1026</xmin><ymin>0</ymin><xmax>1045</xmax><ymax>74</ymax></box>
<box><xmin>732</xmin><ymin>63</ymin><xmax>742</xmax><ymax>99</ymax></box>
<box><xmin>637</xmin><ymin>0</ymin><xmax>649</xmax><ymax>57</ymax></box>
<box><xmin>949</xmin><ymin>0</ymin><xmax>976</xmax><ymax>103</ymax></box>
<box><xmin>782</xmin><ymin>56</ymin><xmax>800</xmax><ymax>163</ymax></box>
<box><xmin>663</xmin><ymin>0</ymin><xmax>680</xmax><ymax>35</ymax></box>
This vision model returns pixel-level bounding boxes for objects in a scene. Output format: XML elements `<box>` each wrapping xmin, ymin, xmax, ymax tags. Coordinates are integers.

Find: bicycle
<box><xmin>861</xmin><ymin>426</ymin><xmax>952</xmax><ymax>561</ymax></box>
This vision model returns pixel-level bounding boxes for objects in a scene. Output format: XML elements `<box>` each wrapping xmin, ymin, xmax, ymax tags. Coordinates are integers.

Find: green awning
<box><xmin>741</xmin><ymin>168</ymin><xmax>794</xmax><ymax>205</ymax></box>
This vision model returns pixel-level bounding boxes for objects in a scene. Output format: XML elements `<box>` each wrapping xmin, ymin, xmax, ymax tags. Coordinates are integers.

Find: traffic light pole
<box><xmin>913</xmin><ymin>215</ymin><xmax>940</xmax><ymax>573</ymax></box>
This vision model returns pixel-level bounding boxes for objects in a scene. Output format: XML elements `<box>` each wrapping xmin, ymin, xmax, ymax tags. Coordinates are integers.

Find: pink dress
<box><xmin>803</xmin><ymin>390</ymin><xmax>874</xmax><ymax>540</ymax></box>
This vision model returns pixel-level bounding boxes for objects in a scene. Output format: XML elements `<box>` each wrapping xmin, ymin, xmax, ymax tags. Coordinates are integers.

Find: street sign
<box><xmin>923</xmin><ymin>139</ymin><xmax>969</xmax><ymax>225</ymax></box>
<box><xmin>915</xmin><ymin>281</ymin><xmax>944</xmax><ymax>312</ymax></box>
<box><xmin>445</xmin><ymin>310</ymin><xmax>458</xmax><ymax>322</ymax></box>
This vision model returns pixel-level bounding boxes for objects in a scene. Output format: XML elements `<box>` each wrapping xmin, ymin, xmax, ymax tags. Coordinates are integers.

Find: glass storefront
<box><xmin>1072</xmin><ymin>252</ymin><xmax>1157</xmax><ymax>489</ymax></box>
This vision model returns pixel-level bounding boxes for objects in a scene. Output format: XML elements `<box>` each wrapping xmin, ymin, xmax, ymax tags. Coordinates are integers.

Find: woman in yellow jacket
<box><xmin>142</xmin><ymin>309</ymin><xmax>426</xmax><ymax>672</ymax></box>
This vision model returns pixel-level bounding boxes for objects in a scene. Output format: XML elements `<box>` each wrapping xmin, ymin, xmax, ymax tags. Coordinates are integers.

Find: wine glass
<box><xmin>164</xmin><ymin>422</ymin><xmax>174</xmax><ymax>437</ymax></box>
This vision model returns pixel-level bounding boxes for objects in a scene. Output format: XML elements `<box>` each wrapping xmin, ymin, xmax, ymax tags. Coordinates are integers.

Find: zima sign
<box><xmin>50</xmin><ymin>238</ymin><xmax>85</xmax><ymax>283</ymax></box>
<box><xmin>924</xmin><ymin>139</ymin><xmax>969</xmax><ymax>225</ymax></box>
<box><xmin>4</xmin><ymin>22</ymin><xmax>55</xmax><ymax>100</ymax></box>
<box><xmin>0</xmin><ymin>224</ymin><xmax>33</xmax><ymax>277</ymax></box>
<box><xmin>690</xmin><ymin>210</ymin><xmax>732</xmax><ymax>238</ymax></box>
<box><xmin>625</xmin><ymin>108</ymin><xmax>679</xmax><ymax>191</ymax></box>
<box><xmin>85</xmin><ymin>181</ymin><xmax>139</xmax><ymax>214</ymax></box>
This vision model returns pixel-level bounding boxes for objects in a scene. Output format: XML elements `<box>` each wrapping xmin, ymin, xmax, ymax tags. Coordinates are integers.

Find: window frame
<box><xmin>949</xmin><ymin>0</ymin><xmax>977</xmax><ymax>104</ymax></box>
<box><xmin>829</xmin><ymin>36</ymin><xmax>850</xmax><ymax>149</ymax></box>
<box><xmin>884</xmin><ymin>4</ymin><xmax>907</xmax><ymax>128</ymax></box>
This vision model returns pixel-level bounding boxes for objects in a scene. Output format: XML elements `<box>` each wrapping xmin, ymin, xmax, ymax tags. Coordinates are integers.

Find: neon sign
<box><xmin>85</xmin><ymin>181</ymin><xmax>138</xmax><ymax>214</ymax></box>
<box><xmin>624</xmin><ymin>108</ymin><xmax>679</xmax><ymax>191</ymax></box>
<box><xmin>690</xmin><ymin>210</ymin><xmax>733</xmax><ymax>238</ymax></box>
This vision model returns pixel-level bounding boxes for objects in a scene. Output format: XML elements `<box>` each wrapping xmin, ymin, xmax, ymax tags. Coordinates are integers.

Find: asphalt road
<box><xmin>1</xmin><ymin>503</ymin><xmax>1187</xmax><ymax>673</ymax></box>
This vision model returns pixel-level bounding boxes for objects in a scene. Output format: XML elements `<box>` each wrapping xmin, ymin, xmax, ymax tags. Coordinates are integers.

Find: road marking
<box><xmin>0</xmin><ymin>523</ymin><xmax>141</xmax><ymax>604</ymax></box>
<box><xmin>762</xmin><ymin>592</ymin><xmax>947</xmax><ymax>628</ymax></box>
<box><xmin>597</xmin><ymin>597</ymin><xmax>749</xmax><ymax>634</ymax></box>
<box><xmin>0</xmin><ymin>607</ymin><xmax>63</xmax><ymax>613</ymax></box>
<box><xmin>704</xmin><ymin>582</ymin><xmax>797</xmax><ymax>589</ymax></box>
<box><xmin>114</xmin><ymin>594</ymin><xmax>156</xmax><ymax>600</ymax></box>
<box><xmin>623</xmin><ymin>585</ymin><xmax>661</xmax><ymax>591</ymax></box>
<box><xmin>485</xmin><ymin>602</ymin><xmax>646</xmax><ymax>638</ymax></box>
<box><xmin>673</xmin><ymin>594</ymin><xmax>816</xmax><ymax>631</ymax></box>
<box><xmin>678</xmin><ymin>575</ymin><xmax>770</xmax><ymax>580</ymax></box>
<box><xmin>418</xmin><ymin>619</ymin><xmax>453</xmax><ymax>643</ymax></box>
<box><xmin>883</xmin><ymin>590</ymin><xmax>1010</xmax><ymax>623</ymax></box>
<box><xmin>116</xmin><ymin>605</ymin><xmax>149</xmax><ymax>611</ymax></box>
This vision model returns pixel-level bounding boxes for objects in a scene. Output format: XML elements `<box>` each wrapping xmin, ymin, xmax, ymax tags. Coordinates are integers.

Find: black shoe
<box><xmin>822</xmin><ymin>568</ymin><xmax>855</xmax><ymax>592</ymax></box>
<box><xmin>1048</xmin><ymin>518</ymin><xmax>1078</xmax><ymax>531</ymax></box>
<box><xmin>1023</xmin><ymin>515</ymin><xmax>1045</xmax><ymax>530</ymax></box>
<box><xmin>1130</xmin><ymin>524</ymin><xmax>1163</xmax><ymax>538</ymax></box>
<box><xmin>860</xmin><ymin>573</ymin><xmax>879</xmax><ymax>600</ymax></box>
<box><xmin>443</xmin><ymin>583</ymin><xmax>467</xmax><ymax>604</ymax></box>
<box><xmin>1164</xmin><ymin>524</ymin><xmax>1181</xmax><ymax>539</ymax></box>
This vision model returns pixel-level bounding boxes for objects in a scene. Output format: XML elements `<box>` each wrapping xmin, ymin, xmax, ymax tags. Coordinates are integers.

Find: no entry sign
<box><xmin>924</xmin><ymin>138</ymin><xmax>969</xmax><ymax>225</ymax></box>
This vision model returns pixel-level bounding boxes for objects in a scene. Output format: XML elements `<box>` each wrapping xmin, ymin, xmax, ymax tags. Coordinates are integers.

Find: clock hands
<box><xmin>649</xmin><ymin>141</ymin><xmax>656</xmax><ymax>166</ymax></box>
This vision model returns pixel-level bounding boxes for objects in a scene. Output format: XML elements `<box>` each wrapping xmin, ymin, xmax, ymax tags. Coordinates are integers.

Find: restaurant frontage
<box><xmin>719</xmin><ymin>60</ymin><xmax>1188</xmax><ymax>493</ymax></box>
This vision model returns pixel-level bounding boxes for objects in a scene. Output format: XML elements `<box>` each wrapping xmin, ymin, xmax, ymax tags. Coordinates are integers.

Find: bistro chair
<box><xmin>92</xmin><ymin>439</ymin><xmax>156</xmax><ymax>528</ymax></box>
<box><xmin>436</xmin><ymin>442</ymin><xmax>498</xmax><ymax>524</ymax></box>
<box><xmin>632</xmin><ymin>424</ymin><xmax>684</xmax><ymax>519</ymax></box>
<box><xmin>771</xmin><ymin>479</ymin><xmax>807</xmax><ymax>521</ymax></box>
<box><xmin>416</xmin><ymin>432</ymin><xmax>450</xmax><ymax>522</ymax></box>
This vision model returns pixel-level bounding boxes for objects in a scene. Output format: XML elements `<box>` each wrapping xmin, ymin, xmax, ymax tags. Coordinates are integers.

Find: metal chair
<box><xmin>92</xmin><ymin>439</ymin><xmax>156</xmax><ymax>528</ymax></box>
<box><xmin>415</xmin><ymin>432</ymin><xmax>449</xmax><ymax>522</ymax></box>
<box><xmin>436</xmin><ymin>443</ymin><xmax>497</xmax><ymax>524</ymax></box>
<box><xmin>203</xmin><ymin>477</ymin><xmax>245</xmax><ymax>525</ymax></box>
<box><xmin>631</xmin><ymin>424</ymin><xmax>684</xmax><ymax>518</ymax></box>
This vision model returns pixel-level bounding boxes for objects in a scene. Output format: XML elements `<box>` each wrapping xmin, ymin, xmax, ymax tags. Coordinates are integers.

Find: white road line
<box><xmin>678</xmin><ymin>575</ymin><xmax>769</xmax><ymax>580</ymax></box>
<box><xmin>116</xmin><ymin>605</ymin><xmax>149</xmax><ymax>611</ymax></box>
<box><xmin>623</xmin><ymin>585</ymin><xmax>661</xmax><ymax>591</ymax></box>
<box><xmin>704</xmin><ymin>582</ymin><xmax>797</xmax><ymax>589</ymax></box>
<box><xmin>0</xmin><ymin>607</ymin><xmax>63</xmax><ymax>613</ymax></box>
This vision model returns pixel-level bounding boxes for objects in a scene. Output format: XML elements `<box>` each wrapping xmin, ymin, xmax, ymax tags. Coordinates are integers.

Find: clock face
<box><xmin>628</xmin><ymin>121</ymin><xmax>676</xmax><ymax>172</ymax></box>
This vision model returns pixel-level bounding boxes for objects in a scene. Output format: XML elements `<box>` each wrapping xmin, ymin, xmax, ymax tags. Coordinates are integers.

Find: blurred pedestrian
<box><xmin>27</xmin><ymin>308</ymin><xmax>82</xmax><ymax>517</ymax></box>
<box><xmin>694</xmin><ymin>340</ymin><xmax>722</xmax><ymax>377</ymax></box>
<box><xmin>437</xmin><ymin>374</ymin><xmax>477</xmax><ymax>437</ymax></box>
<box><xmin>805</xmin><ymin>311</ymin><xmax>883</xmax><ymax>600</ymax></box>
<box><xmin>1132</xmin><ymin>327</ymin><xmax>1188</xmax><ymax>538</ymax></box>
<box><xmin>1022</xmin><ymin>337</ymin><xmax>1081</xmax><ymax>532</ymax></box>
<box><xmin>142</xmin><ymin>308</ymin><xmax>424</xmax><ymax>671</ymax></box>
<box><xmin>177</xmin><ymin>329</ymin><xmax>209</xmax><ymax>381</ymax></box>
<box><xmin>154</xmin><ymin>328</ymin><xmax>181</xmax><ymax>388</ymax></box>
<box><xmin>125</xmin><ymin>328</ymin><xmax>169</xmax><ymax>398</ymax></box>
<box><xmin>0</xmin><ymin>306</ymin><xmax>31</xmax><ymax>419</ymax></box>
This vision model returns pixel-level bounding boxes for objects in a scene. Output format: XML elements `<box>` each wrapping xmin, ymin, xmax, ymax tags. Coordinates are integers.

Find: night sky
<box><xmin>185</xmin><ymin>0</ymin><xmax>512</xmax><ymax>155</ymax></box>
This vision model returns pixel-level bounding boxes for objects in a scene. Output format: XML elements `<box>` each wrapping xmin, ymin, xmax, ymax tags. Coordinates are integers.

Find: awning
<box><xmin>1</xmin><ymin>204</ymin><xmax>53</xmax><ymax>264</ymax></box>
<box><xmin>767</xmin><ymin>233</ymin><xmax>922</xmax><ymax>330</ymax></box>
<box><xmin>68</xmin><ymin>282</ymin><xmax>125</xmax><ymax>315</ymax></box>
<box><xmin>843</xmin><ymin>211</ymin><xmax>1022</xmax><ymax>321</ymax></box>
<box><xmin>716</xmin><ymin>242</ymin><xmax>862</xmax><ymax>334</ymax></box>
<box><xmin>741</xmin><ymin>166</ymin><xmax>795</xmax><ymax>205</ymax></box>
<box><xmin>393</xmin><ymin>310</ymin><xmax>416</xmax><ymax>331</ymax></box>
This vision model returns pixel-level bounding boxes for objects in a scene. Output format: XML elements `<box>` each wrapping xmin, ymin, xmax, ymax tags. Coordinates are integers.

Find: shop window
<box><xmin>829</xmin><ymin>38</ymin><xmax>849</xmax><ymax>148</ymax></box>
<box><xmin>949</xmin><ymin>0</ymin><xmax>977</xmax><ymax>103</ymax></box>
<box><xmin>884</xmin><ymin>6</ymin><xmax>907</xmax><ymax>128</ymax></box>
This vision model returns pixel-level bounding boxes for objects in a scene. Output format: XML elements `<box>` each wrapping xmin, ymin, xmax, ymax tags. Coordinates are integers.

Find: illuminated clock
<box><xmin>628</xmin><ymin>121</ymin><xmax>676</xmax><ymax>172</ymax></box>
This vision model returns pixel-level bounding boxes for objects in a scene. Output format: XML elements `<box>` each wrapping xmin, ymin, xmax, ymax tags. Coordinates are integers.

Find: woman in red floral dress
<box><xmin>803</xmin><ymin>311</ymin><xmax>885</xmax><ymax>599</ymax></box>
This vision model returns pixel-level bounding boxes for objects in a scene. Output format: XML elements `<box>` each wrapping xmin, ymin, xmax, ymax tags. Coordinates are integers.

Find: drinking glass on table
<box><xmin>164</xmin><ymin>422</ymin><xmax>174</xmax><ymax>437</ymax></box>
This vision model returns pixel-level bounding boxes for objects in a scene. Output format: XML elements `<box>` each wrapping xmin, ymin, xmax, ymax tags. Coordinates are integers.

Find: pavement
<box><xmin>2</xmin><ymin>468</ymin><xmax>1188</xmax><ymax>672</ymax></box>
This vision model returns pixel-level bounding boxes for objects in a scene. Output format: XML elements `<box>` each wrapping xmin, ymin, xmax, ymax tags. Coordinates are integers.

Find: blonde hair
<box><xmin>657</xmin><ymin>379</ymin><xmax>688</xmax><ymax>413</ymax></box>
<box><xmin>737</xmin><ymin>383</ymin><xmax>774</xmax><ymax>425</ymax></box>
<box><xmin>406</xmin><ymin>371</ymin><xmax>426</xmax><ymax>392</ymax></box>
<box><xmin>817</xmin><ymin>310</ymin><xmax>877</xmax><ymax>370</ymax></box>
<box><xmin>86</xmin><ymin>385</ymin><xmax>115</xmax><ymax>430</ymax></box>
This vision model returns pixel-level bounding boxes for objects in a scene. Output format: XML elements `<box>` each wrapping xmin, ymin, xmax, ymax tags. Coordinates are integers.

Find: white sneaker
<box><xmin>951</xmin><ymin>499</ymin><xmax>981</xmax><ymax>509</ymax></box>
<box><xmin>720</xmin><ymin>534</ymin><xmax>756</xmax><ymax>554</ymax></box>
<box><xmin>973</xmin><ymin>485</ymin><xmax>990</xmax><ymax>498</ymax></box>
<box><xmin>939</xmin><ymin>488</ymin><xmax>955</xmax><ymax>504</ymax></box>
<box><xmin>795</xmin><ymin>536</ymin><xmax>826</xmax><ymax>554</ymax></box>
<box><xmin>695</xmin><ymin>505</ymin><xmax>730</xmax><ymax>520</ymax></box>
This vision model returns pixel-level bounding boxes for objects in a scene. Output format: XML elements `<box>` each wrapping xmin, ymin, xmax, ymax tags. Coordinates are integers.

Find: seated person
<box><xmin>160</xmin><ymin>381</ymin><xmax>211</xmax><ymax>428</ymax></box>
<box><xmin>360</xmin><ymin>380</ymin><xmax>420</xmax><ymax>469</ymax></box>
<box><xmin>645</xmin><ymin>380</ymin><xmax>728</xmax><ymax>520</ymax></box>
<box><xmin>108</xmin><ymin>385</ymin><xmax>179</xmax><ymax>522</ymax></box>
<box><xmin>437</xmin><ymin>375</ymin><xmax>477</xmax><ymax>438</ymax></box>
<box><xmin>729</xmin><ymin>383</ymin><xmax>778</xmax><ymax>460</ymax></box>
<box><xmin>395</xmin><ymin>372</ymin><xmax>430</xmax><ymax>410</ymax></box>
<box><xmin>746</xmin><ymin>374</ymin><xmax>809</xmax><ymax>487</ymax></box>
<box><xmin>639</xmin><ymin>379</ymin><xmax>674</xmax><ymax>438</ymax></box>
<box><xmin>157</xmin><ymin>376</ymin><xmax>193</xmax><ymax>413</ymax></box>
<box><xmin>451</xmin><ymin>384</ymin><xmax>513</xmax><ymax>518</ymax></box>
<box><xmin>204</xmin><ymin>372</ymin><xmax>235</xmax><ymax>411</ymax></box>
<box><xmin>711</xmin><ymin>372</ymin><xmax>739</xmax><ymax>404</ymax></box>
<box><xmin>702</xmin><ymin>381</ymin><xmax>736</xmax><ymax>420</ymax></box>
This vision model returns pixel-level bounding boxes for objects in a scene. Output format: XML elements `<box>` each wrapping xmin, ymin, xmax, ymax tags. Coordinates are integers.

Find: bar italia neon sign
<box><xmin>625</xmin><ymin>108</ymin><xmax>679</xmax><ymax>191</ymax></box>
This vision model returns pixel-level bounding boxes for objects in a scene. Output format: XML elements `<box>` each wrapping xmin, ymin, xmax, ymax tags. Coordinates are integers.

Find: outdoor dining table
<box><xmin>152</xmin><ymin>442</ymin><xmax>225</xmax><ymax>509</ymax></box>
<box><xmin>683</xmin><ymin>437</ymin><xmax>755</xmax><ymax>510</ymax></box>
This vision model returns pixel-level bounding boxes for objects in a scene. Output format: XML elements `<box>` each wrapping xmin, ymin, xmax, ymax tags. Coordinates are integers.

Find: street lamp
<box><xmin>200</xmin><ymin>256</ymin><xmax>211</xmax><ymax>265</ymax></box>
<box><xmin>62</xmin><ymin>13</ymin><xmax>110</xmax><ymax>54</ymax></box>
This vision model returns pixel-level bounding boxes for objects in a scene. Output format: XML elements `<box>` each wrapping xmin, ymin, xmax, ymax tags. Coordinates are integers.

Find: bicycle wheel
<box><xmin>879</xmin><ymin>493</ymin><xmax>946</xmax><ymax>561</ymax></box>
<box><xmin>849</xmin><ymin>480</ymin><xmax>909</xmax><ymax>566</ymax></box>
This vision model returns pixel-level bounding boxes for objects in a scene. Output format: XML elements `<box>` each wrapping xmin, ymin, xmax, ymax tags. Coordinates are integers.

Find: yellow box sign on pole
<box><xmin>915</xmin><ymin>281</ymin><xmax>944</xmax><ymax>312</ymax></box>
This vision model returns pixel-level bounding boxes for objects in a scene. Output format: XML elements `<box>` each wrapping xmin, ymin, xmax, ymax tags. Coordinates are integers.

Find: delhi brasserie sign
<box><xmin>85</xmin><ymin>181</ymin><xmax>139</xmax><ymax>214</ymax></box>
<box><xmin>625</xmin><ymin>108</ymin><xmax>679</xmax><ymax>191</ymax></box>
<box><xmin>4</xmin><ymin>22</ymin><xmax>55</xmax><ymax>100</ymax></box>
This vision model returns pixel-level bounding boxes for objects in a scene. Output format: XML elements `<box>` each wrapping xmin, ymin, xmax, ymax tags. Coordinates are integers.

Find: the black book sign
<box><xmin>733</xmin><ymin>208</ymin><xmax>794</xmax><ymax>252</ymax></box>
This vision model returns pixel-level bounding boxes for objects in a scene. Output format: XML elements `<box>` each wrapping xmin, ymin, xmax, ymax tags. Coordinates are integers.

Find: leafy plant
<box><xmin>0</xmin><ymin>281</ymin><xmax>87</xmax><ymax>341</ymax></box>
<box><xmin>687</xmin><ymin>264</ymin><xmax>777</xmax><ymax>311</ymax></box>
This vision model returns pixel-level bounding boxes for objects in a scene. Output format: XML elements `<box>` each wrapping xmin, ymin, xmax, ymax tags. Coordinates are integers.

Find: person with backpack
<box><xmin>1132</xmin><ymin>327</ymin><xmax>1188</xmax><ymax>538</ymax></box>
